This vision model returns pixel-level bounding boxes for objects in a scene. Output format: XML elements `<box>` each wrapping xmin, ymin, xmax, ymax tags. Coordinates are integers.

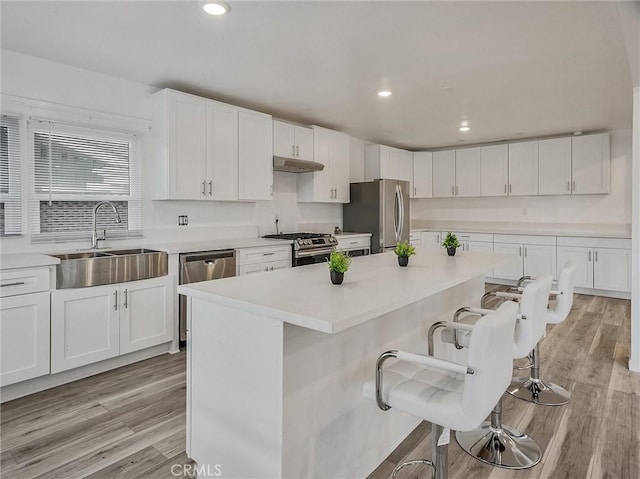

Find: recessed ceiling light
<box><xmin>460</xmin><ymin>120</ymin><xmax>469</xmax><ymax>127</ymax></box>
<box><xmin>203</xmin><ymin>2</ymin><xmax>230</xmax><ymax>15</ymax></box>
<box><xmin>377</xmin><ymin>90</ymin><xmax>392</xmax><ymax>97</ymax></box>
<box><xmin>459</xmin><ymin>126</ymin><xmax>470</xmax><ymax>132</ymax></box>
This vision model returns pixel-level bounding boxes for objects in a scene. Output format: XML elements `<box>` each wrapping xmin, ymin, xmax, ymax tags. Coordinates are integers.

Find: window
<box><xmin>29</xmin><ymin>121</ymin><xmax>142</xmax><ymax>242</ymax></box>
<box><xmin>0</xmin><ymin>115</ymin><xmax>22</xmax><ymax>236</ymax></box>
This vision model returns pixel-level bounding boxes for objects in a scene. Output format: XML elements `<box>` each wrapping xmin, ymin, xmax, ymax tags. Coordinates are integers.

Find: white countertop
<box><xmin>0</xmin><ymin>253</ymin><xmax>60</xmax><ymax>270</ymax></box>
<box><xmin>131</xmin><ymin>237</ymin><xmax>293</xmax><ymax>255</ymax></box>
<box><xmin>410</xmin><ymin>221</ymin><xmax>631</xmax><ymax>239</ymax></box>
<box><xmin>179</xmin><ymin>248</ymin><xmax>509</xmax><ymax>334</ymax></box>
<box><xmin>334</xmin><ymin>232</ymin><xmax>372</xmax><ymax>238</ymax></box>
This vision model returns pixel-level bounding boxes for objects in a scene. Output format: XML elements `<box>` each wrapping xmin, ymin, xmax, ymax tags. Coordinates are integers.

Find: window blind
<box><xmin>29</xmin><ymin>120</ymin><xmax>142</xmax><ymax>243</ymax></box>
<box><xmin>0</xmin><ymin>115</ymin><xmax>22</xmax><ymax>236</ymax></box>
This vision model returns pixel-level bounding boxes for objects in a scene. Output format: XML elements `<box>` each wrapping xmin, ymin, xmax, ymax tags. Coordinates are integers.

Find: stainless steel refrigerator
<box><xmin>343</xmin><ymin>179</ymin><xmax>409</xmax><ymax>254</ymax></box>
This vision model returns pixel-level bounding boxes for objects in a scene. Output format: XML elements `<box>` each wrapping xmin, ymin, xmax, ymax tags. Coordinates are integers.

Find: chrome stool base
<box><xmin>391</xmin><ymin>459</ymin><xmax>435</xmax><ymax>479</ymax></box>
<box><xmin>455</xmin><ymin>422</ymin><xmax>542</xmax><ymax>470</ymax></box>
<box><xmin>507</xmin><ymin>376</ymin><xmax>571</xmax><ymax>406</ymax></box>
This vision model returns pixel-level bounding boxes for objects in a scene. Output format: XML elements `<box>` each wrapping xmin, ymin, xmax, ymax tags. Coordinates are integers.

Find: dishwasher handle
<box><xmin>180</xmin><ymin>249</ymin><xmax>235</xmax><ymax>263</ymax></box>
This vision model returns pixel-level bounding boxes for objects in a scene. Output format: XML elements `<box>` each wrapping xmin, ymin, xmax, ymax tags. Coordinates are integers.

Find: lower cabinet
<box><xmin>557</xmin><ymin>245</ymin><xmax>631</xmax><ymax>292</ymax></box>
<box><xmin>51</xmin><ymin>276</ymin><xmax>173</xmax><ymax>373</ymax></box>
<box><xmin>239</xmin><ymin>259</ymin><xmax>290</xmax><ymax>275</ymax></box>
<box><xmin>493</xmin><ymin>238</ymin><xmax>556</xmax><ymax>280</ymax></box>
<box><xmin>236</xmin><ymin>245</ymin><xmax>292</xmax><ymax>276</ymax></box>
<box><xmin>420</xmin><ymin>232</ymin><xmax>442</xmax><ymax>250</ymax></box>
<box><xmin>0</xmin><ymin>291</ymin><xmax>51</xmax><ymax>386</ymax></box>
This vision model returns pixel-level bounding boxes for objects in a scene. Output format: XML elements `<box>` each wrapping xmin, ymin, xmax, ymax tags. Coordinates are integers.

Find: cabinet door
<box><xmin>508</xmin><ymin>141</ymin><xmax>539</xmax><ymax>196</ymax></box>
<box><xmin>538</xmin><ymin>137</ymin><xmax>572</xmax><ymax>195</ymax></box>
<box><xmin>480</xmin><ymin>145</ymin><xmax>508</xmax><ymax>196</ymax></box>
<box><xmin>51</xmin><ymin>285</ymin><xmax>120</xmax><ymax>373</ymax></box>
<box><xmin>294</xmin><ymin>126</ymin><xmax>314</xmax><ymax>162</ymax></box>
<box><xmin>492</xmin><ymin>243</ymin><xmax>524</xmax><ymax>280</ymax></box>
<box><xmin>420</xmin><ymin>232</ymin><xmax>442</xmax><ymax>250</ymax></box>
<box><xmin>388</xmin><ymin>147</ymin><xmax>413</xmax><ymax>184</ymax></box>
<box><xmin>557</xmin><ymin>246</ymin><xmax>594</xmax><ymax>289</ymax></box>
<box><xmin>273</xmin><ymin>120</ymin><xmax>294</xmax><ymax>159</ymax></box>
<box><xmin>207</xmin><ymin>102</ymin><xmax>238</xmax><ymax>201</ymax></box>
<box><xmin>413</xmin><ymin>152</ymin><xmax>433</xmax><ymax>198</ymax></box>
<box><xmin>332</xmin><ymin>131</ymin><xmax>351</xmax><ymax>203</ymax></box>
<box><xmin>120</xmin><ymin>277</ymin><xmax>174</xmax><ymax>355</ymax></box>
<box><xmin>397</xmin><ymin>150</ymin><xmax>414</xmax><ymax>185</ymax></box>
<box><xmin>0</xmin><ymin>291</ymin><xmax>50</xmax><ymax>386</ymax></box>
<box><xmin>311</xmin><ymin>127</ymin><xmax>334</xmax><ymax>202</ymax></box>
<box><xmin>464</xmin><ymin>241</ymin><xmax>493</xmax><ymax>254</ymax></box>
<box><xmin>168</xmin><ymin>92</ymin><xmax>207</xmax><ymax>200</ymax></box>
<box><xmin>594</xmin><ymin>248</ymin><xmax>631</xmax><ymax>292</ymax></box>
<box><xmin>571</xmin><ymin>133</ymin><xmax>610</xmax><ymax>194</ymax></box>
<box><xmin>455</xmin><ymin>147</ymin><xmax>481</xmax><ymax>197</ymax></box>
<box><xmin>238</xmin><ymin>110</ymin><xmax>273</xmax><ymax>201</ymax></box>
<box><xmin>524</xmin><ymin>244</ymin><xmax>557</xmax><ymax>280</ymax></box>
<box><xmin>432</xmin><ymin>150</ymin><xmax>456</xmax><ymax>198</ymax></box>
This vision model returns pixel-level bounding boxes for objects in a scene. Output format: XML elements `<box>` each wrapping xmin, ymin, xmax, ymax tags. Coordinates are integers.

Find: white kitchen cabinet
<box><xmin>0</xmin><ymin>291</ymin><xmax>50</xmax><ymax>386</ymax></box>
<box><xmin>298</xmin><ymin>126</ymin><xmax>350</xmax><ymax>203</ymax></box>
<box><xmin>420</xmin><ymin>232</ymin><xmax>442</xmax><ymax>250</ymax></box>
<box><xmin>523</xmin><ymin>244</ymin><xmax>557</xmax><ymax>281</ymax></box>
<box><xmin>455</xmin><ymin>232</ymin><xmax>494</xmax><ymax>254</ymax></box>
<box><xmin>492</xmin><ymin>235</ymin><xmax>556</xmax><ymax>281</ymax></box>
<box><xmin>463</xmin><ymin>241</ymin><xmax>494</xmax><ymax>254</ymax></box>
<box><xmin>236</xmin><ymin>245</ymin><xmax>292</xmax><ymax>276</ymax></box>
<box><xmin>337</xmin><ymin>235</ymin><xmax>371</xmax><ymax>253</ymax></box>
<box><xmin>365</xmin><ymin>145</ymin><xmax>413</xmax><ymax>184</ymax></box>
<box><xmin>238</xmin><ymin>108</ymin><xmax>274</xmax><ymax>201</ymax></box>
<box><xmin>508</xmin><ymin>141</ymin><xmax>539</xmax><ymax>196</ymax></box>
<box><xmin>480</xmin><ymin>144</ymin><xmax>508</xmax><ymax>197</ymax></box>
<box><xmin>273</xmin><ymin>120</ymin><xmax>313</xmax><ymax>162</ymax></box>
<box><xmin>432</xmin><ymin>150</ymin><xmax>456</xmax><ymax>198</ymax></box>
<box><xmin>409</xmin><ymin>232</ymin><xmax>421</xmax><ymax>247</ymax></box>
<box><xmin>51</xmin><ymin>277</ymin><xmax>174</xmax><ymax>373</ymax></box>
<box><xmin>538</xmin><ymin>137</ymin><xmax>572</xmax><ymax>196</ymax></box>
<box><xmin>454</xmin><ymin>147</ymin><xmax>481</xmax><ymax>197</ymax></box>
<box><xmin>557</xmin><ymin>246</ymin><xmax>594</xmax><ymax>289</ymax></box>
<box><xmin>206</xmin><ymin>101</ymin><xmax>239</xmax><ymax>201</ymax></box>
<box><xmin>594</xmin><ymin>248</ymin><xmax>631</xmax><ymax>292</ymax></box>
<box><xmin>119</xmin><ymin>276</ymin><xmax>174</xmax><ymax>355</ymax></box>
<box><xmin>571</xmin><ymin>133</ymin><xmax>610</xmax><ymax>194</ymax></box>
<box><xmin>492</xmin><ymin>243</ymin><xmax>524</xmax><ymax>280</ymax></box>
<box><xmin>412</xmin><ymin>151</ymin><xmax>433</xmax><ymax>198</ymax></box>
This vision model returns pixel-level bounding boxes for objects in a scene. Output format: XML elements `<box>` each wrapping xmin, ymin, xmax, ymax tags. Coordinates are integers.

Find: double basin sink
<box><xmin>51</xmin><ymin>248</ymin><xmax>168</xmax><ymax>289</ymax></box>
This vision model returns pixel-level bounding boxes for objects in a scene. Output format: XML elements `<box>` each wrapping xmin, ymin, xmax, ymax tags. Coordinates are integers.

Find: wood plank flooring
<box><xmin>0</xmin><ymin>287</ymin><xmax>637</xmax><ymax>478</ymax></box>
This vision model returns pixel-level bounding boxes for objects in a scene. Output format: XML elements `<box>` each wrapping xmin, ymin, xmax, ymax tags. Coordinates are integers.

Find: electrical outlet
<box><xmin>178</xmin><ymin>215</ymin><xmax>189</xmax><ymax>226</ymax></box>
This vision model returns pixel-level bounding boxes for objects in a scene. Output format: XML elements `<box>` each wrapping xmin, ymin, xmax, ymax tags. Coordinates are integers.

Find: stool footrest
<box><xmin>391</xmin><ymin>459</ymin><xmax>435</xmax><ymax>479</ymax></box>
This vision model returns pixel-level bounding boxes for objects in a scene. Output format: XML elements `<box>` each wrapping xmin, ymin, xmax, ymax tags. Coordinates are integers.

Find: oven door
<box><xmin>293</xmin><ymin>247</ymin><xmax>334</xmax><ymax>267</ymax></box>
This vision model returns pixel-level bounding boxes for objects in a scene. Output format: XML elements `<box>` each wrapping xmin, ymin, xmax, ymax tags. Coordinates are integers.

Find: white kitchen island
<box><xmin>178</xmin><ymin>249</ymin><xmax>509</xmax><ymax>479</ymax></box>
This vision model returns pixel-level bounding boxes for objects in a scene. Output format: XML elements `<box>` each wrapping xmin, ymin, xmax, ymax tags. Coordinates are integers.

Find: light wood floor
<box><xmin>0</xmin><ymin>288</ymin><xmax>637</xmax><ymax>479</ymax></box>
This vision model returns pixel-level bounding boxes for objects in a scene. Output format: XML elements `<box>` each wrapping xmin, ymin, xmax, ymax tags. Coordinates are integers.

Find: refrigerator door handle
<box><xmin>393</xmin><ymin>185</ymin><xmax>400</xmax><ymax>242</ymax></box>
<box><xmin>397</xmin><ymin>184</ymin><xmax>404</xmax><ymax>241</ymax></box>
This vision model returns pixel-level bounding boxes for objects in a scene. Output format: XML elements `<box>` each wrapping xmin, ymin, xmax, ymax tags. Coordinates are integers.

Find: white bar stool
<box><xmin>486</xmin><ymin>262</ymin><xmax>576</xmax><ymax>406</ymax></box>
<box><xmin>363</xmin><ymin>301</ymin><xmax>519</xmax><ymax>479</ymax></box>
<box><xmin>439</xmin><ymin>276</ymin><xmax>552</xmax><ymax>470</ymax></box>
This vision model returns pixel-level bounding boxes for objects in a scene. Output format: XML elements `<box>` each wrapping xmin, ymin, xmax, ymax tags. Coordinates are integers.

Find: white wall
<box><xmin>0</xmin><ymin>50</ymin><xmax>341</xmax><ymax>253</ymax></box>
<box><xmin>411</xmin><ymin>129</ymin><xmax>633</xmax><ymax>226</ymax></box>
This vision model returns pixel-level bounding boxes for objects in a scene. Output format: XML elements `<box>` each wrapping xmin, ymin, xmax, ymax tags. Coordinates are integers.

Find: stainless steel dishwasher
<box><xmin>179</xmin><ymin>249</ymin><xmax>236</xmax><ymax>343</ymax></box>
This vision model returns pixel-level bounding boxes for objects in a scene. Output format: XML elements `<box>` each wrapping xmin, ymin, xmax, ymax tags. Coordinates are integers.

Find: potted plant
<box><xmin>328</xmin><ymin>250</ymin><xmax>352</xmax><ymax>285</ymax></box>
<box><xmin>442</xmin><ymin>232</ymin><xmax>461</xmax><ymax>256</ymax></box>
<box><xmin>394</xmin><ymin>241</ymin><xmax>416</xmax><ymax>267</ymax></box>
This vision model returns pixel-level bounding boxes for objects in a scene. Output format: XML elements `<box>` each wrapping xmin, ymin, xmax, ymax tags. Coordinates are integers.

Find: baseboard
<box><xmin>0</xmin><ymin>342</ymin><xmax>172</xmax><ymax>403</ymax></box>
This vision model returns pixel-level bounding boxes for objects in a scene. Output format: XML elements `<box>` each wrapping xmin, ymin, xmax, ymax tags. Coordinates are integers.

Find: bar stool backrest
<box><xmin>512</xmin><ymin>275</ymin><xmax>553</xmax><ymax>359</ymax></box>
<box><xmin>462</xmin><ymin>301</ymin><xmax>518</xmax><ymax>426</ymax></box>
<box><xmin>547</xmin><ymin>261</ymin><xmax>576</xmax><ymax>325</ymax></box>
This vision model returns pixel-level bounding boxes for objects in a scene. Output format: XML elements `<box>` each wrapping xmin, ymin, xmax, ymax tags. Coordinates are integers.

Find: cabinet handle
<box><xmin>436</xmin><ymin>234</ymin><xmax>440</xmax><ymax>244</ymax></box>
<box><xmin>0</xmin><ymin>281</ymin><xmax>25</xmax><ymax>288</ymax></box>
<box><xmin>209</xmin><ymin>181</ymin><xmax>213</xmax><ymax>196</ymax></box>
<box><xmin>263</xmin><ymin>252</ymin><xmax>275</xmax><ymax>256</ymax></box>
<box><xmin>451</xmin><ymin>186</ymin><xmax>455</xmax><ymax>196</ymax></box>
<box><xmin>114</xmin><ymin>290</ymin><xmax>118</xmax><ymax>310</ymax></box>
<box><xmin>296</xmin><ymin>145</ymin><xmax>300</xmax><ymax>157</ymax></box>
<box><xmin>414</xmin><ymin>187</ymin><xmax>416</xmax><ymax>196</ymax></box>
<box><xmin>588</xmin><ymin>250</ymin><xmax>591</xmax><ymax>262</ymax></box>
<box><xmin>455</xmin><ymin>185</ymin><xmax>459</xmax><ymax>196</ymax></box>
<box><xmin>572</xmin><ymin>181</ymin><xmax>576</xmax><ymax>192</ymax></box>
<box><xmin>123</xmin><ymin>289</ymin><xmax>128</xmax><ymax>309</ymax></box>
<box><xmin>202</xmin><ymin>181</ymin><xmax>206</xmax><ymax>196</ymax></box>
<box><xmin>270</xmin><ymin>184</ymin><xmax>273</xmax><ymax>196</ymax></box>
<box><xmin>270</xmin><ymin>266</ymin><xmax>274</xmax><ymax>271</ymax></box>
<box><xmin>460</xmin><ymin>235</ymin><xmax>470</xmax><ymax>239</ymax></box>
<box><xmin>292</xmin><ymin>145</ymin><xmax>296</xmax><ymax>157</ymax></box>
<box><xmin>595</xmin><ymin>250</ymin><xmax>598</xmax><ymax>262</ymax></box>
<box><xmin>524</xmin><ymin>247</ymin><xmax>527</xmax><ymax>257</ymax></box>
<box><xmin>509</xmin><ymin>184</ymin><xmax>512</xmax><ymax>194</ymax></box>
<box><xmin>519</xmin><ymin>247</ymin><xmax>522</xmax><ymax>257</ymax></box>
<box><xmin>504</xmin><ymin>184</ymin><xmax>507</xmax><ymax>194</ymax></box>
<box><xmin>567</xmin><ymin>181</ymin><xmax>571</xmax><ymax>192</ymax></box>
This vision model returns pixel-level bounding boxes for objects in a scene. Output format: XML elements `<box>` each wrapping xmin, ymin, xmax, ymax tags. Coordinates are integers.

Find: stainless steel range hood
<box><xmin>273</xmin><ymin>156</ymin><xmax>324</xmax><ymax>173</ymax></box>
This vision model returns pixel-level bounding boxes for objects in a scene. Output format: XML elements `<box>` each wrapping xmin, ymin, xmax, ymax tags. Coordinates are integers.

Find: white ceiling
<box><xmin>0</xmin><ymin>0</ymin><xmax>634</xmax><ymax>149</ymax></box>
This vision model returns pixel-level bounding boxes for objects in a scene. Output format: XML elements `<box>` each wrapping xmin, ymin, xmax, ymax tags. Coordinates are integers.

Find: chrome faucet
<box><xmin>92</xmin><ymin>201</ymin><xmax>122</xmax><ymax>249</ymax></box>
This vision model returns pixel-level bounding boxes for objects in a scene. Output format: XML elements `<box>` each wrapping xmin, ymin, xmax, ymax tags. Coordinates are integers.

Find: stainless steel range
<box><xmin>263</xmin><ymin>232</ymin><xmax>338</xmax><ymax>267</ymax></box>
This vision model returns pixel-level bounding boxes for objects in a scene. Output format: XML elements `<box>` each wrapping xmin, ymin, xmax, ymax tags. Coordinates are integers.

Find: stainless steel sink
<box><xmin>51</xmin><ymin>249</ymin><xmax>168</xmax><ymax>289</ymax></box>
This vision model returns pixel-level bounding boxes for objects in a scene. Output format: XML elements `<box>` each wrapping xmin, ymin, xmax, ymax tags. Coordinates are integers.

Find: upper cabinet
<box><xmin>412</xmin><ymin>151</ymin><xmax>432</xmax><ymax>198</ymax></box>
<box><xmin>538</xmin><ymin>137</ymin><xmax>571</xmax><ymax>196</ymax></box>
<box><xmin>571</xmin><ymin>133</ymin><xmax>610</xmax><ymax>194</ymax></box>
<box><xmin>273</xmin><ymin>120</ymin><xmax>314</xmax><ymax>162</ymax></box>
<box><xmin>480</xmin><ymin>145</ymin><xmax>508</xmax><ymax>197</ymax></box>
<box><xmin>297</xmin><ymin>126</ymin><xmax>350</xmax><ymax>203</ymax></box>
<box><xmin>152</xmin><ymin>89</ymin><xmax>272</xmax><ymax>202</ymax></box>
<box><xmin>431</xmin><ymin>148</ymin><xmax>481</xmax><ymax>198</ymax></box>
<box><xmin>364</xmin><ymin>145</ymin><xmax>413</xmax><ymax>187</ymax></box>
<box><xmin>508</xmin><ymin>140</ymin><xmax>539</xmax><ymax>196</ymax></box>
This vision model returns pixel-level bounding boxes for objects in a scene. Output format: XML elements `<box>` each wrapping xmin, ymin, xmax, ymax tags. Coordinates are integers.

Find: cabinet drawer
<box><xmin>337</xmin><ymin>236</ymin><xmax>370</xmax><ymax>251</ymax></box>
<box><xmin>236</xmin><ymin>246</ymin><xmax>291</xmax><ymax>266</ymax></box>
<box><xmin>239</xmin><ymin>259</ymin><xmax>291</xmax><ymax>276</ymax></box>
<box><xmin>452</xmin><ymin>232</ymin><xmax>493</xmax><ymax>243</ymax></box>
<box><xmin>0</xmin><ymin>268</ymin><xmax>51</xmax><ymax>297</ymax></box>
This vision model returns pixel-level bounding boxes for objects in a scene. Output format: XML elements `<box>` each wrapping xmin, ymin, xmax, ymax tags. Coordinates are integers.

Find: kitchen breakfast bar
<box><xmin>178</xmin><ymin>249</ymin><xmax>509</xmax><ymax>478</ymax></box>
